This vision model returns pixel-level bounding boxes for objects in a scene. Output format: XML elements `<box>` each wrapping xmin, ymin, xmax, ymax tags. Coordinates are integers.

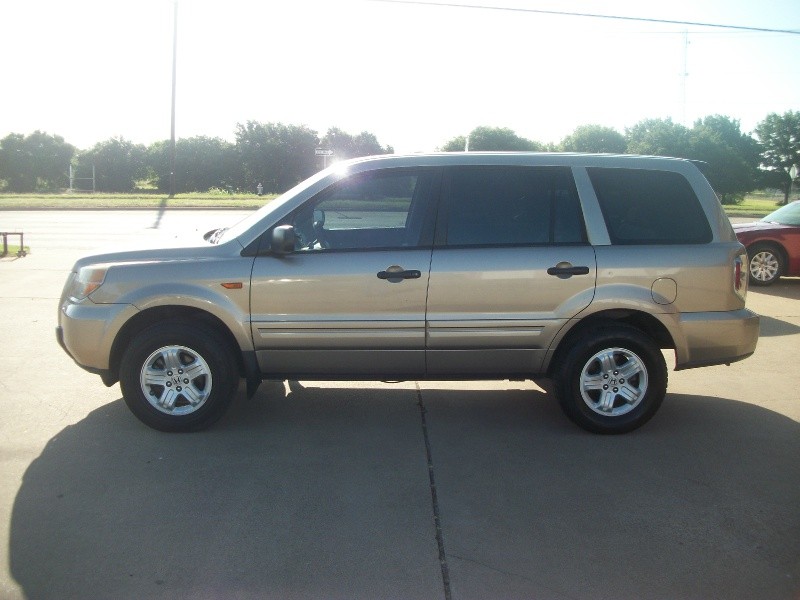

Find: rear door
<box><xmin>426</xmin><ymin>165</ymin><xmax>596</xmax><ymax>376</ymax></box>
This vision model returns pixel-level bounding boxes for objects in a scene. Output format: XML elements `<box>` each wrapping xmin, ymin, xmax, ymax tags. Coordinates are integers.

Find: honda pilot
<box><xmin>57</xmin><ymin>153</ymin><xmax>759</xmax><ymax>433</ymax></box>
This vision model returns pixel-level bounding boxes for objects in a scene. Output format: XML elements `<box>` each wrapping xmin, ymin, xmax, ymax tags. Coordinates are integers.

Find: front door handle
<box><xmin>547</xmin><ymin>262</ymin><xmax>590</xmax><ymax>279</ymax></box>
<box><xmin>377</xmin><ymin>266</ymin><xmax>421</xmax><ymax>281</ymax></box>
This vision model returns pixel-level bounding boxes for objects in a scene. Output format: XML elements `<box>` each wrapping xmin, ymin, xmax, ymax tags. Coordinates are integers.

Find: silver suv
<box><xmin>57</xmin><ymin>153</ymin><xmax>759</xmax><ymax>434</ymax></box>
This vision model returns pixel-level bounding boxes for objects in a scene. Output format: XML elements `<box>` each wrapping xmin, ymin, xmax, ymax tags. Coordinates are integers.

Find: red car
<box><xmin>733</xmin><ymin>200</ymin><xmax>800</xmax><ymax>285</ymax></box>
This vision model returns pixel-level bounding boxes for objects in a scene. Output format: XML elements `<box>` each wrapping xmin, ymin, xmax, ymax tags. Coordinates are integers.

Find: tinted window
<box><xmin>588</xmin><ymin>168</ymin><xmax>712</xmax><ymax>245</ymax></box>
<box><xmin>444</xmin><ymin>167</ymin><xmax>586</xmax><ymax>246</ymax></box>
<box><xmin>288</xmin><ymin>170</ymin><xmax>435</xmax><ymax>251</ymax></box>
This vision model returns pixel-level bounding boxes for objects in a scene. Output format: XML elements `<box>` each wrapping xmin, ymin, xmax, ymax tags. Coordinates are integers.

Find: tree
<box><xmin>625</xmin><ymin>117</ymin><xmax>762</xmax><ymax>204</ymax></box>
<box><xmin>689</xmin><ymin>116</ymin><xmax>761</xmax><ymax>204</ymax></box>
<box><xmin>439</xmin><ymin>135</ymin><xmax>468</xmax><ymax>152</ymax></box>
<box><xmin>235</xmin><ymin>121</ymin><xmax>319</xmax><ymax>194</ymax></box>
<box><xmin>560</xmin><ymin>124</ymin><xmax>627</xmax><ymax>154</ymax></box>
<box><xmin>74</xmin><ymin>137</ymin><xmax>147</xmax><ymax>192</ymax></box>
<box><xmin>147</xmin><ymin>137</ymin><xmax>238</xmax><ymax>193</ymax></box>
<box><xmin>319</xmin><ymin>127</ymin><xmax>393</xmax><ymax>160</ymax></box>
<box><xmin>439</xmin><ymin>126</ymin><xmax>543</xmax><ymax>152</ymax></box>
<box><xmin>625</xmin><ymin>118</ymin><xmax>692</xmax><ymax>158</ymax></box>
<box><xmin>0</xmin><ymin>131</ymin><xmax>75</xmax><ymax>192</ymax></box>
<box><xmin>754</xmin><ymin>111</ymin><xmax>800</xmax><ymax>204</ymax></box>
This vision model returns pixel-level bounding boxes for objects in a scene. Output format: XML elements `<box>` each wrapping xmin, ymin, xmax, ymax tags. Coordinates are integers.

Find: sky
<box><xmin>1</xmin><ymin>0</ymin><xmax>798</xmax><ymax>154</ymax></box>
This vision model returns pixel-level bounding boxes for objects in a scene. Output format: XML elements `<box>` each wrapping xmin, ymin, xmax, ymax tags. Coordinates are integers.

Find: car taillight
<box><xmin>734</xmin><ymin>253</ymin><xmax>748</xmax><ymax>301</ymax></box>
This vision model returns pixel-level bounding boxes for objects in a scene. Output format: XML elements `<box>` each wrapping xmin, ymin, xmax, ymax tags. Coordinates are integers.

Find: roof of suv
<box><xmin>341</xmin><ymin>152</ymin><xmax>699</xmax><ymax>173</ymax></box>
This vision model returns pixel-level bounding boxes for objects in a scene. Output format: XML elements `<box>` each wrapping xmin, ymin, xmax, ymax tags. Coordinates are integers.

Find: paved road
<box><xmin>1</xmin><ymin>210</ymin><xmax>798</xmax><ymax>599</ymax></box>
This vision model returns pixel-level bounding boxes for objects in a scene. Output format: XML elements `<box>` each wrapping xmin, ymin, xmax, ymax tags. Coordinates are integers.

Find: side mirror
<box><xmin>270</xmin><ymin>225</ymin><xmax>296</xmax><ymax>255</ymax></box>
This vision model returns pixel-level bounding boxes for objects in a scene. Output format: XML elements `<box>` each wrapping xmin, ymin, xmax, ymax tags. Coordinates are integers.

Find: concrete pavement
<box><xmin>1</xmin><ymin>210</ymin><xmax>798</xmax><ymax>599</ymax></box>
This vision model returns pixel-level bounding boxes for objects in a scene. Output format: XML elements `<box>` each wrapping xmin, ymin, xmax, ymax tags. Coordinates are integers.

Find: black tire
<box><xmin>747</xmin><ymin>243</ymin><xmax>783</xmax><ymax>286</ymax></box>
<box><xmin>119</xmin><ymin>322</ymin><xmax>239</xmax><ymax>432</ymax></box>
<box><xmin>554</xmin><ymin>325</ymin><xmax>667</xmax><ymax>434</ymax></box>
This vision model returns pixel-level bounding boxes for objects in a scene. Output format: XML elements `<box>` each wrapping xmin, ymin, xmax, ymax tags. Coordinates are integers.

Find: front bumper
<box><xmin>57</xmin><ymin>300</ymin><xmax>139</xmax><ymax>385</ymax></box>
<box><xmin>56</xmin><ymin>324</ymin><xmax>117</xmax><ymax>385</ymax></box>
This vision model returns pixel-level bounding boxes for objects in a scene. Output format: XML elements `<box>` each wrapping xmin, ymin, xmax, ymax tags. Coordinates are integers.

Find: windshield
<box><xmin>216</xmin><ymin>167</ymin><xmax>339</xmax><ymax>245</ymax></box>
<box><xmin>761</xmin><ymin>201</ymin><xmax>800</xmax><ymax>226</ymax></box>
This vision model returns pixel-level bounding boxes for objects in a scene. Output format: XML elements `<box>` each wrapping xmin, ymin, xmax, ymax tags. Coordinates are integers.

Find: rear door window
<box><xmin>587</xmin><ymin>168</ymin><xmax>712</xmax><ymax>245</ymax></box>
<box><xmin>442</xmin><ymin>166</ymin><xmax>586</xmax><ymax>246</ymax></box>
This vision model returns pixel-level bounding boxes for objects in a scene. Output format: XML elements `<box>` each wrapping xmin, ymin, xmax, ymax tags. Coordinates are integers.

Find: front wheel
<box><xmin>555</xmin><ymin>325</ymin><xmax>667</xmax><ymax>434</ymax></box>
<box><xmin>119</xmin><ymin>322</ymin><xmax>239</xmax><ymax>432</ymax></box>
<box><xmin>747</xmin><ymin>244</ymin><xmax>783</xmax><ymax>286</ymax></box>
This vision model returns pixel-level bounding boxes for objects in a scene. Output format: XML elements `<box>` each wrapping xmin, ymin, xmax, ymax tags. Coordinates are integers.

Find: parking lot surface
<box><xmin>1</xmin><ymin>210</ymin><xmax>798</xmax><ymax>599</ymax></box>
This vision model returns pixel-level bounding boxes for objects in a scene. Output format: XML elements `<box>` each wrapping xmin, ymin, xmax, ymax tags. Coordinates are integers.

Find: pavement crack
<box><xmin>447</xmin><ymin>554</ymin><xmax>582</xmax><ymax>600</ymax></box>
<box><xmin>448</xmin><ymin>553</ymin><xmax>535</xmax><ymax>583</ymax></box>
<box><xmin>415</xmin><ymin>381</ymin><xmax>452</xmax><ymax>600</ymax></box>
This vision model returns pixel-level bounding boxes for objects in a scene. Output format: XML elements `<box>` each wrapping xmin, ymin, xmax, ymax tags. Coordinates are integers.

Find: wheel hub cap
<box><xmin>750</xmin><ymin>251</ymin><xmax>779</xmax><ymax>282</ymax></box>
<box><xmin>579</xmin><ymin>347</ymin><xmax>648</xmax><ymax>417</ymax></box>
<box><xmin>139</xmin><ymin>345</ymin><xmax>212</xmax><ymax>415</ymax></box>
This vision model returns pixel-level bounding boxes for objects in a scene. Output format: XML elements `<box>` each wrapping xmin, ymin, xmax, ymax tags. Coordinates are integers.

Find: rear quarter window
<box><xmin>587</xmin><ymin>167</ymin><xmax>712</xmax><ymax>245</ymax></box>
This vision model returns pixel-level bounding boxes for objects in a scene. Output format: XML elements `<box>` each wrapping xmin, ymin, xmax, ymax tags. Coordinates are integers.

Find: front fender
<box><xmin>88</xmin><ymin>258</ymin><xmax>255</xmax><ymax>351</ymax></box>
<box><xmin>127</xmin><ymin>284</ymin><xmax>254</xmax><ymax>351</ymax></box>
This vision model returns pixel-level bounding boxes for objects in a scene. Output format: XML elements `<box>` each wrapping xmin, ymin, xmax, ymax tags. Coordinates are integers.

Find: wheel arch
<box><xmin>108</xmin><ymin>306</ymin><xmax>249</xmax><ymax>387</ymax></box>
<box><xmin>546</xmin><ymin>309</ymin><xmax>674</xmax><ymax>377</ymax></box>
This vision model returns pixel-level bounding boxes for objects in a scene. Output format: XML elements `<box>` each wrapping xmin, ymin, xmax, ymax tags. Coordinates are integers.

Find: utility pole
<box><xmin>681</xmin><ymin>30</ymin><xmax>689</xmax><ymax>126</ymax></box>
<box><xmin>169</xmin><ymin>1</ymin><xmax>178</xmax><ymax>198</ymax></box>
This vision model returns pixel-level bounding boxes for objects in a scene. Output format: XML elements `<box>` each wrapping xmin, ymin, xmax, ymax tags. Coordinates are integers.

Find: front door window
<box><xmin>288</xmin><ymin>170</ymin><xmax>436</xmax><ymax>251</ymax></box>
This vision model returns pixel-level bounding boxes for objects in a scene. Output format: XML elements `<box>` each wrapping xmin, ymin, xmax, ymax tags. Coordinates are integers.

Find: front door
<box><xmin>250</xmin><ymin>168</ymin><xmax>438</xmax><ymax>378</ymax></box>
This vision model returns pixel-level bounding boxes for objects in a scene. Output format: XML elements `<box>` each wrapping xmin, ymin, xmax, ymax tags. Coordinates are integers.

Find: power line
<box><xmin>368</xmin><ymin>0</ymin><xmax>800</xmax><ymax>35</ymax></box>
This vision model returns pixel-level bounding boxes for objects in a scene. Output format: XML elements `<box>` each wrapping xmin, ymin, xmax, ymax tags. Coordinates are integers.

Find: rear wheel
<box><xmin>747</xmin><ymin>243</ymin><xmax>783</xmax><ymax>286</ymax></box>
<box><xmin>555</xmin><ymin>325</ymin><xmax>667</xmax><ymax>434</ymax></box>
<box><xmin>119</xmin><ymin>322</ymin><xmax>239</xmax><ymax>432</ymax></box>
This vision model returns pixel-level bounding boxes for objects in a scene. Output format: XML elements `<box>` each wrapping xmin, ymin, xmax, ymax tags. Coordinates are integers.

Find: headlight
<box><xmin>69</xmin><ymin>265</ymin><xmax>109</xmax><ymax>301</ymax></box>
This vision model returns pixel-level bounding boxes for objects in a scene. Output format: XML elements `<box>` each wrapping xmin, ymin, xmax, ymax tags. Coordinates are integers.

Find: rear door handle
<box><xmin>377</xmin><ymin>266</ymin><xmax>421</xmax><ymax>281</ymax></box>
<box><xmin>547</xmin><ymin>263</ymin><xmax>590</xmax><ymax>278</ymax></box>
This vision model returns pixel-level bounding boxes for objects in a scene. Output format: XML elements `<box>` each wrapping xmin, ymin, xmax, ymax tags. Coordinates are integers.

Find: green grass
<box><xmin>0</xmin><ymin>244</ymin><xmax>30</xmax><ymax>257</ymax></box>
<box><xmin>724</xmin><ymin>191</ymin><xmax>786</xmax><ymax>217</ymax></box>
<box><xmin>0</xmin><ymin>192</ymin><xmax>276</xmax><ymax>210</ymax></box>
<box><xmin>0</xmin><ymin>190</ymin><xmax>787</xmax><ymax>217</ymax></box>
